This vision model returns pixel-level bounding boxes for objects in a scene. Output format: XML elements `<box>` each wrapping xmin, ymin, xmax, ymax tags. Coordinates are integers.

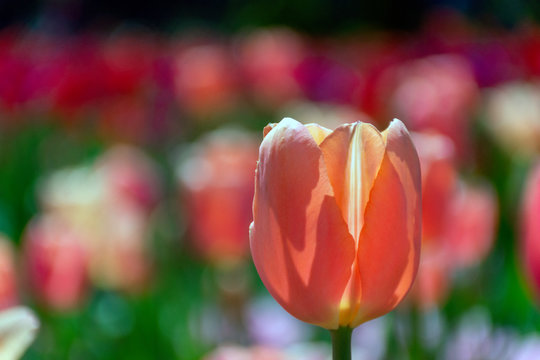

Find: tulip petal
<box><xmin>305</xmin><ymin>123</ymin><xmax>332</xmax><ymax>145</ymax></box>
<box><xmin>383</xmin><ymin>119</ymin><xmax>422</xmax><ymax>255</ymax></box>
<box><xmin>251</xmin><ymin>118</ymin><xmax>355</xmax><ymax>329</ymax></box>
<box><xmin>351</xmin><ymin>119</ymin><xmax>421</xmax><ymax>326</ymax></box>
<box><xmin>319</xmin><ymin>122</ymin><xmax>385</xmax><ymax>241</ymax></box>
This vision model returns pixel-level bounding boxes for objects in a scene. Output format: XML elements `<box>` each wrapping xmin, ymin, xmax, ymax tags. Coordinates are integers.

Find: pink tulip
<box><xmin>173</xmin><ymin>44</ymin><xmax>238</xmax><ymax>118</ymax></box>
<box><xmin>443</xmin><ymin>183</ymin><xmax>497</xmax><ymax>268</ymax></box>
<box><xmin>238</xmin><ymin>28</ymin><xmax>304</xmax><ymax>107</ymax></box>
<box><xmin>97</xmin><ymin>145</ymin><xmax>161</xmax><ymax>214</ymax></box>
<box><xmin>412</xmin><ymin>132</ymin><xmax>457</xmax><ymax>248</ymax></box>
<box><xmin>390</xmin><ymin>55</ymin><xmax>478</xmax><ymax>158</ymax></box>
<box><xmin>522</xmin><ymin>162</ymin><xmax>540</xmax><ymax>300</ymax></box>
<box><xmin>23</xmin><ymin>216</ymin><xmax>88</xmax><ymax>311</ymax></box>
<box><xmin>178</xmin><ymin>129</ymin><xmax>259</xmax><ymax>263</ymax></box>
<box><xmin>250</xmin><ymin>118</ymin><xmax>421</xmax><ymax>329</ymax></box>
<box><xmin>411</xmin><ymin>132</ymin><xmax>497</xmax><ymax>308</ymax></box>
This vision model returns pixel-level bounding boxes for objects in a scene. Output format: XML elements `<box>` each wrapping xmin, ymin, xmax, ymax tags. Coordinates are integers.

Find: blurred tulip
<box><xmin>522</xmin><ymin>162</ymin><xmax>540</xmax><ymax>300</ymax></box>
<box><xmin>484</xmin><ymin>82</ymin><xmax>540</xmax><ymax>157</ymax></box>
<box><xmin>411</xmin><ymin>249</ymin><xmax>450</xmax><ymax>309</ymax></box>
<box><xmin>250</xmin><ymin>117</ymin><xmax>421</xmax><ymax>329</ymax></box>
<box><xmin>238</xmin><ymin>28</ymin><xmax>304</xmax><ymax>107</ymax></box>
<box><xmin>390</xmin><ymin>55</ymin><xmax>478</xmax><ymax>158</ymax></box>
<box><xmin>23</xmin><ymin>216</ymin><xmax>88</xmax><ymax>311</ymax></box>
<box><xmin>0</xmin><ymin>306</ymin><xmax>39</xmax><ymax>360</ymax></box>
<box><xmin>87</xmin><ymin>201</ymin><xmax>153</xmax><ymax>293</ymax></box>
<box><xmin>173</xmin><ymin>44</ymin><xmax>238</xmax><ymax>118</ymax></box>
<box><xmin>177</xmin><ymin>128</ymin><xmax>259</xmax><ymax>263</ymax></box>
<box><xmin>97</xmin><ymin>145</ymin><xmax>161</xmax><ymax>214</ymax></box>
<box><xmin>0</xmin><ymin>237</ymin><xmax>17</xmax><ymax>310</ymax></box>
<box><xmin>38</xmin><ymin>150</ymin><xmax>156</xmax><ymax>293</ymax></box>
<box><xmin>443</xmin><ymin>182</ymin><xmax>497</xmax><ymax>268</ymax></box>
<box><xmin>412</xmin><ymin>132</ymin><xmax>457</xmax><ymax>248</ymax></box>
<box><xmin>411</xmin><ymin>132</ymin><xmax>497</xmax><ymax>308</ymax></box>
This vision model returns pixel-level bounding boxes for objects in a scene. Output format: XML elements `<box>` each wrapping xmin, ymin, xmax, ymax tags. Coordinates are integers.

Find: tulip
<box><xmin>410</xmin><ymin>132</ymin><xmax>497</xmax><ymax>309</ymax></box>
<box><xmin>97</xmin><ymin>145</ymin><xmax>161</xmax><ymax>214</ymax></box>
<box><xmin>410</xmin><ymin>249</ymin><xmax>450</xmax><ymax>309</ymax></box>
<box><xmin>0</xmin><ymin>237</ymin><xmax>18</xmax><ymax>310</ymax></box>
<box><xmin>250</xmin><ymin>117</ymin><xmax>421</xmax><ymax>359</ymax></box>
<box><xmin>0</xmin><ymin>306</ymin><xmax>39</xmax><ymax>360</ymax></box>
<box><xmin>177</xmin><ymin>128</ymin><xmax>259</xmax><ymax>263</ymax></box>
<box><xmin>389</xmin><ymin>55</ymin><xmax>478</xmax><ymax>158</ymax></box>
<box><xmin>522</xmin><ymin>162</ymin><xmax>540</xmax><ymax>301</ymax></box>
<box><xmin>173</xmin><ymin>44</ymin><xmax>238</xmax><ymax>119</ymax></box>
<box><xmin>238</xmin><ymin>28</ymin><xmax>304</xmax><ymax>107</ymax></box>
<box><xmin>23</xmin><ymin>216</ymin><xmax>89</xmax><ymax>311</ymax></box>
<box><xmin>443</xmin><ymin>182</ymin><xmax>497</xmax><ymax>268</ymax></box>
<box><xmin>38</xmin><ymin>148</ymin><xmax>157</xmax><ymax>293</ymax></box>
<box><xmin>412</xmin><ymin>132</ymin><xmax>457</xmax><ymax>248</ymax></box>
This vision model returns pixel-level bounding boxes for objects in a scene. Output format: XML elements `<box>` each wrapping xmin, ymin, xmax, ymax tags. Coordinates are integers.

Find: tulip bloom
<box><xmin>250</xmin><ymin>118</ymin><xmax>421</xmax><ymax>330</ymax></box>
<box><xmin>522</xmin><ymin>162</ymin><xmax>540</xmax><ymax>300</ymax></box>
<box><xmin>178</xmin><ymin>129</ymin><xmax>259</xmax><ymax>263</ymax></box>
<box><xmin>23</xmin><ymin>216</ymin><xmax>89</xmax><ymax>311</ymax></box>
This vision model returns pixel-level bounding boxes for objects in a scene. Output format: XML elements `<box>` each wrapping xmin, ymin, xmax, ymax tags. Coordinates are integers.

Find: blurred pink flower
<box><xmin>411</xmin><ymin>132</ymin><xmax>497</xmax><ymax>308</ymax></box>
<box><xmin>23</xmin><ymin>216</ymin><xmax>89</xmax><ymax>311</ymax></box>
<box><xmin>443</xmin><ymin>182</ymin><xmax>498</xmax><ymax>268</ymax></box>
<box><xmin>522</xmin><ymin>162</ymin><xmax>540</xmax><ymax>301</ymax></box>
<box><xmin>390</xmin><ymin>55</ymin><xmax>479</xmax><ymax>158</ymax></box>
<box><xmin>97</xmin><ymin>145</ymin><xmax>161</xmax><ymax>214</ymax></box>
<box><xmin>38</xmin><ymin>146</ymin><xmax>158</xmax><ymax>293</ymax></box>
<box><xmin>238</xmin><ymin>28</ymin><xmax>305</xmax><ymax>107</ymax></box>
<box><xmin>411</xmin><ymin>249</ymin><xmax>451</xmax><ymax>309</ymax></box>
<box><xmin>173</xmin><ymin>43</ymin><xmax>238</xmax><ymax>118</ymax></box>
<box><xmin>0</xmin><ymin>237</ymin><xmax>18</xmax><ymax>310</ymax></box>
<box><xmin>177</xmin><ymin>128</ymin><xmax>259</xmax><ymax>263</ymax></box>
<box><xmin>413</xmin><ymin>132</ymin><xmax>458</xmax><ymax>248</ymax></box>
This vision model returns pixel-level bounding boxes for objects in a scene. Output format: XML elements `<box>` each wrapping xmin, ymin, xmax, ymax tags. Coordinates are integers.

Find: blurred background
<box><xmin>1</xmin><ymin>0</ymin><xmax>540</xmax><ymax>359</ymax></box>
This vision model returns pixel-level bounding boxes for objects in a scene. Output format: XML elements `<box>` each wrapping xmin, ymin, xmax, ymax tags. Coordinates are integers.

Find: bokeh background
<box><xmin>1</xmin><ymin>0</ymin><xmax>540</xmax><ymax>359</ymax></box>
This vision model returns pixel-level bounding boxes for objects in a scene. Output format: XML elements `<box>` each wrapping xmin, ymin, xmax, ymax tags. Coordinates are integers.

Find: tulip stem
<box><xmin>330</xmin><ymin>326</ymin><xmax>352</xmax><ymax>360</ymax></box>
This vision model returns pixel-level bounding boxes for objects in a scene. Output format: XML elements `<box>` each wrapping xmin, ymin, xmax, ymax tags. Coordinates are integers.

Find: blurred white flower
<box><xmin>0</xmin><ymin>307</ymin><xmax>39</xmax><ymax>360</ymax></box>
<box><xmin>485</xmin><ymin>82</ymin><xmax>540</xmax><ymax>157</ymax></box>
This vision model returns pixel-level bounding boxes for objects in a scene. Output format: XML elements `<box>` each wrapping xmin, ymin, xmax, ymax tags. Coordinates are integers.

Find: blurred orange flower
<box><xmin>250</xmin><ymin>117</ymin><xmax>421</xmax><ymax>329</ymax></box>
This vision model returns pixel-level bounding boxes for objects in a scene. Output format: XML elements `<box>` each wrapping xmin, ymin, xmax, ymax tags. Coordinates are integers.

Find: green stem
<box><xmin>330</xmin><ymin>326</ymin><xmax>353</xmax><ymax>360</ymax></box>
